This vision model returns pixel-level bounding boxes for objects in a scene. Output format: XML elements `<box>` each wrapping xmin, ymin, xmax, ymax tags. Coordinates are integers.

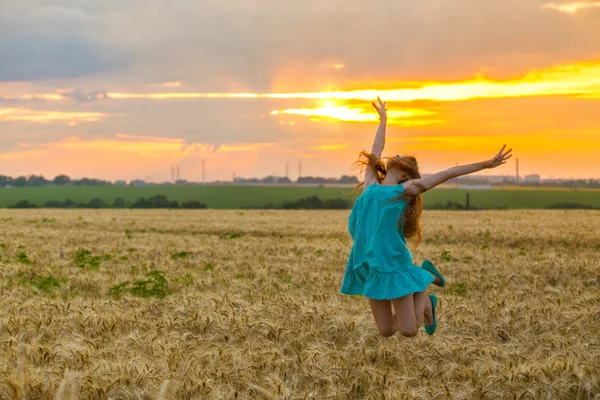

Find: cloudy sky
<box><xmin>1</xmin><ymin>0</ymin><xmax>599</xmax><ymax>182</ymax></box>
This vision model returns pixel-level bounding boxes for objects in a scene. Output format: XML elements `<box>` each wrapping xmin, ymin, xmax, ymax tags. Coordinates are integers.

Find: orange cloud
<box><xmin>0</xmin><ymin>108</ymin><xmax>106</xmax><ymax>124</ymax></box>
<box><xmin>0</xmin><ymin>150</ymin><xmax>47</xmax><ymax>160</ymax></box>
<box><xmin>158</xmin><ymin>81</ymin><xmax>183</xmax><ymax>87</ymax></box>
<box><xmin>108</xmin><ymin>60</ymin><xmax>600</xmax><ymax>103</ymax></box>
<box><xmin>220</xmin><ymin>144</ymin><xmax>267</xmax><ymax>152</ymax></box>
<box><xmin>2</xmin><ymin>135</ymin><xmax>270</xmax><ymax>162</ymax></box>
<box><xmin>266</xmin><ymin>62</ymin><xmax>600</xmax><ymax>102</ymax></box>
<box><xmin>8</xmin><ymin>60</ymin><xmax>598</xmax><ymax>105</ymax></box>
<box><xmin>106</xmin><ymin>92</ymin><xmax>260</xmax><ymax>99</ymax></box>
<box><xmin>543</xmin><ymin>1</ymin><xmax>600</xmax><ymax>13</ymax></box>
<box><xmin>308</xmin><ymin>144</ymin><xmax>349</xmax><ymax>151</ymax></box>
<box><xmin>114</xmin><ymin>133</ymin><xmax>183</xmax><ymax>143</ymax></box>
<box><xmin>20</xmin><ymin>94</ymin><xmax>65</xmax><ymax>101</ymax></box>
<box><xmin>51</xmin><ymin>136</ymin><xmax>226</xmax><ymax>159</ymax></box>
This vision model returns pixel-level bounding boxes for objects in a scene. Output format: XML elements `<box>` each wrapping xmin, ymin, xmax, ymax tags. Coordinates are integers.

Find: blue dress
<box><xmin>340</xmin><ymin>183</ymin><xmax>434</xmax><ymax>300</ymax></box>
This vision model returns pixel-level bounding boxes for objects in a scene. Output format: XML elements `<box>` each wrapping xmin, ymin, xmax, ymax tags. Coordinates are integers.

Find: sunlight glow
<box><xmin>8</xmin><ymin>61</ymin><xmax>600</xmax><ymax>105</ymax></box>
<box><xmin>271</xmin><ymin>104</ymin><xmax>439</xmax><ymax>125</ymax></box>
<box><xmin>308</xmin><ymin>144</ymin><xmax>349</xmax><ymax>151</ymax></box>
<box><xmin>106</xmin><ymin>61</ymin><xmax>600</xmax><ymax>103</ymax></box>
<box><xmin>543</xmin><ymin>1</ymin><xmax>600</xmax><ymax>13</ymax></box>
<box><xmin>0</xmin><ymin>108</ymin><xmax>105</xmax><ymax>123</ymax></box>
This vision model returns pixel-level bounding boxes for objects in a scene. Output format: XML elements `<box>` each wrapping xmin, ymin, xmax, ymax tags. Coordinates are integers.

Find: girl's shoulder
<box><xmin>370</xmin><ymin>183</ymin><xmax>405</xmax><ymax>194</ymax></box>
<box><xmin>363</xmin><ymin>183</ymin><xmax>406</xmax><ymax>205</ymax></box>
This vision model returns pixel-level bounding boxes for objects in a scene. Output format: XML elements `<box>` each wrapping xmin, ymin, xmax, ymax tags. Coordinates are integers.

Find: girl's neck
<box><xmin>381</xmin><ymin>174</ymin><xmax>398</xmax><ymax>186</ymax></box>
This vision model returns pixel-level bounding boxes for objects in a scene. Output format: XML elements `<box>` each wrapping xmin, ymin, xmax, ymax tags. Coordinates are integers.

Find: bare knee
<box><xmin>398</xmin><ymin>325</ymin><xmax>419</xmax><ymax>338</ymax></box>
<box><xmin>378</xmin><ymin>326</ymin><xmax>398</xmax><ymax>337</ymax></box>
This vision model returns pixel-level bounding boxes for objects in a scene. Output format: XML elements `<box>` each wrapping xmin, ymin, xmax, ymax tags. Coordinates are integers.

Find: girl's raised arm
<box><xmin>364</xmin><ymin>98</ymin><xmax>388</xmax><ymax>187</ymax></box>
<box><xmin>404</xmin><ymin>145</ymin><xmax>513</xmax><ymax>195</ymax></box>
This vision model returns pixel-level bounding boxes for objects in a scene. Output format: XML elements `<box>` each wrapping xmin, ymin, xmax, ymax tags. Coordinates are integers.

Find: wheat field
<box><xmin>0</xmin><ymin>209</ymin><xmax>598</xmax><ymax>399</ymax></box>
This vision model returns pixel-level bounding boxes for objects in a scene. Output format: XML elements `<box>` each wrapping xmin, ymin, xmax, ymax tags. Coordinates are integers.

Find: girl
<box><xmin>340</xmin><ymin>98</ymin><xmax>512</xmax><ymax>337</ymax></box>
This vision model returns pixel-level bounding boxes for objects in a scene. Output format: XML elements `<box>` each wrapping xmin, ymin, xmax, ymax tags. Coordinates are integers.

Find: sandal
<box><xmin>422</xmin><ymin>260</ymin><xmax>446</xmax><ymax>287</ymax></box>
<box><xmin>425</xmin><ymin>294</ymin><xmax>438</xmax><ymax>336</ymax></box>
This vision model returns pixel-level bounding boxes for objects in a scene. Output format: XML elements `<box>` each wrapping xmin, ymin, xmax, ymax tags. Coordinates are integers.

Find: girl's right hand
<box><xmin>372</xmin><ymin>97</ymin><xmax>387</xmax><ymax>121</ymax></box>
<box><xmin>487</xmin><ymin>145</ymin><xmax>513</xmax><ymax>169</ymax></box>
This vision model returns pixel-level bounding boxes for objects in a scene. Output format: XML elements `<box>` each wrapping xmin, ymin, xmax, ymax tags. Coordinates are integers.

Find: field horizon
<box><xmin>1</xmin><ymin>185</ymin><xmax>599</xmax><ymax>210</ymax></box>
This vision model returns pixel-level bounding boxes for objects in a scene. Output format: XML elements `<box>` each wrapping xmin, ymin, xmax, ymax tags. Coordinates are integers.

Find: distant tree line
<box><xmin>233</xmin><ymin>175</ymin><xmax>360</xmax><ymax>185</ymax></box>
<box><xmin>8</xmin><ymin>195</ymin><xmax>207</xmax><ymax>209</ymax></box>
<box><xmin>449</xmin><ymin>176</ymin><xmax>600</xmax><ymax>189</ymax></box>
<box><xmin>512</xmin><ymin>180</ymin><xmax>600</xmax><ymax>189</ymax></box>
<box><xmin>2</xmin><ymin>174</ymin><xmax>361</xmax><ymax>187</ymax></box>
<box><xmin>7</xmin><ymin>195</ymin><xmax>596</xmax><ymax>211</ymax></box>
<box><xmin>0</xmin><ymin>175</ymin><xmax>111</xmax><ymax>187</ymax></box>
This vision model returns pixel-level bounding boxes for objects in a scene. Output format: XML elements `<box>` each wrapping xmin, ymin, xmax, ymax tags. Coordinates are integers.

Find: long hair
<box><xmin>354</xmin><ymin>151</ymin><xmax>425</xmax><ymax>250</ymax></box>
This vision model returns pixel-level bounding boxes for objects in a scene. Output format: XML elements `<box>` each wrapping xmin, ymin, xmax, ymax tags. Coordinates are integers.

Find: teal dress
<box><xmin>340</xmin><ymin>183</ymin><xmax>434</xmax><ymax>300</ymax></box>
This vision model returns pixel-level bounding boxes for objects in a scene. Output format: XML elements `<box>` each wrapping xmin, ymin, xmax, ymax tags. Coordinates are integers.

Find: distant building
<box><xmin>448</xmin><ymin>175</ymin><xmax>517</xmax><ymax>184</ymax></box>
<box><xmin>459</xmin><ymin>184</ymin><xmax>493</xmax><ymax>190</ymax></box>
<box><xmin>524</xmin><ymin>174</ymin><xmax>541</xmax><ymax>183</ymax></box>
<box><xmin>130</xmin><ymin>179</ymin><xmax>147</xmax><ymax>186</ymax></box>
<box><xmin>114</xmin><ymin>180</ymin><xmax>127</xmax><ymax>186</ymax></box>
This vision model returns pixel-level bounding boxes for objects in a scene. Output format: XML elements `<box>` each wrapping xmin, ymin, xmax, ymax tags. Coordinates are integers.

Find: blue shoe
<box><xmin>425</xmin><ymin>294</ymin><xmax>438</xmax><ymax>336</ymax></box>
<box><xmin>422</xmin><ymin>260</ymin><xmax>445</xmax><ymax>287</ymax></box>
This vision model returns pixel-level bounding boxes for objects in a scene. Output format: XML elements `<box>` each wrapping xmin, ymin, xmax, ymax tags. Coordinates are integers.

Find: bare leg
<box><xmin>415</xmin><ymin>291</ymin><xmax>434</xmax><ymax>327</ymax></box>
<box><xmin>429</xmin><ymin>273</ymin><xmax>442</xmax><ymax>286</ymax></box>
<box><xmin>392</xmin><ymin>290</ymin><xmax>433</xmax><ymax>337</ymax></box>
<box><xmin>369</xmin><ymin>298</ymin><xmax>398</xmax><ymax>337</ymax></box>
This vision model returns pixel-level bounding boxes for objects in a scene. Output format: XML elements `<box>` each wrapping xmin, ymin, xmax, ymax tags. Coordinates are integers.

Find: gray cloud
<box><xmin>62</xmin><ymin>90</ymin><xmax>109</xmax><ymax>102</ymax></box>
<box><xmin>1</xmin><ymin>0</ymin><xmax>599</xmax><ymax>88</ymax></box>
<box><xmin>0</xmin><ymin>97</ymin><xmax>299</xmax><ymax>150</ymax></box>
<box><xmin>0</xmin><ymin>2</ymin><xmax>127</xmax><ymax>81</ymax></box>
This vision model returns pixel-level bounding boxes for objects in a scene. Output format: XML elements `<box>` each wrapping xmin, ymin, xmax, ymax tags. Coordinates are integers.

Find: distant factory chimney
<box><xmin>516</xmin><ymin>158</ymin><xmax>520</xmax><ymax>182</ymax></box>
<box><xmin>176</xmin><ymin>165</ymin><xmax>181</xmax><ymax>181</ymax></box>
<box><xmin>298</xmin><ymin>161</ymin><xmax>302</xmax><ymax>180</ymax></box>
<box><xmin>286</xmin><ymin>162</ymin><xmax>289</xmax><ymax>178</ymax></box>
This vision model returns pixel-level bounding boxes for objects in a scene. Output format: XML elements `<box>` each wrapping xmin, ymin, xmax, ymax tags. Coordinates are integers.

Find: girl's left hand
<box><xmin>372</xmin><ymin>97</ymin><xmax>387</xmax><ymax>120</ymax></box>
<box><xmin>487</xmin><ymin>145</ymin><xmax>513</xmax><ymax>168</ymax></box>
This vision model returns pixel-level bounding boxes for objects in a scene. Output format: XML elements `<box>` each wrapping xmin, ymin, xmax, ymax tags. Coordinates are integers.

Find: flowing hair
<box><xmin>353</xmin><ymin>150</ymin><xmax>425</xmax><ymax>250</ymax></box>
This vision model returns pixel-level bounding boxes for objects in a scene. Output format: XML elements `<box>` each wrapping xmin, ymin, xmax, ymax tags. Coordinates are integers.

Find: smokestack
<box><xmin>202</xmin><ymin>160</ymin><xmax>206</xmax><ymax>185</ymax></box>
<box><xmin>176</xmin><ymin>165</ymin><xmax>181</xmax><ymax>181</ymax></box>
<box><xmin>516</xmin><ymin>158</ymin><xmax>520</xmax><ymax>182</ymax></box>
<box><xmin>286</xmin><ymin>162</ymin><xmax>289</xmax><ymax>178</ymax></box>
<box><xmin>298</xmin><ymin>161</ymin><xmax>302</xmax><ymax>180</ymax></box>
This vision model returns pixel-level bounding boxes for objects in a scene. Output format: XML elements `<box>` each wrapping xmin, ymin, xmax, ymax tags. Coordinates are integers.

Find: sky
<box><xmin>1</xmin><ymin>0</ymin><xmax>600</xmax><ymax>182</ymax></box>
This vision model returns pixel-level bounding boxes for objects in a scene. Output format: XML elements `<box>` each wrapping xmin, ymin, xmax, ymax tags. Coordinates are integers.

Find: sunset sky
<box><xmin>1</xmin><ymin>0</ymin><xmax>599</xmax><ymax>181</ymax></box>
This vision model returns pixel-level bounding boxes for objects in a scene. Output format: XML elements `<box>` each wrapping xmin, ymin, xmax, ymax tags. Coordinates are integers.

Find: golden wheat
<box><xmin>0</xmin><ymin>209</ymin><xmax>598</xmax><ymax>399</ymax></box>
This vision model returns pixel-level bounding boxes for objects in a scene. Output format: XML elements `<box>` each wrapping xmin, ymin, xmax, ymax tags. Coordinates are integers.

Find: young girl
<box><xmin>340</xmin><ymin>98</ymin><xmax>512</xmax><ymax>337</ymax></box>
